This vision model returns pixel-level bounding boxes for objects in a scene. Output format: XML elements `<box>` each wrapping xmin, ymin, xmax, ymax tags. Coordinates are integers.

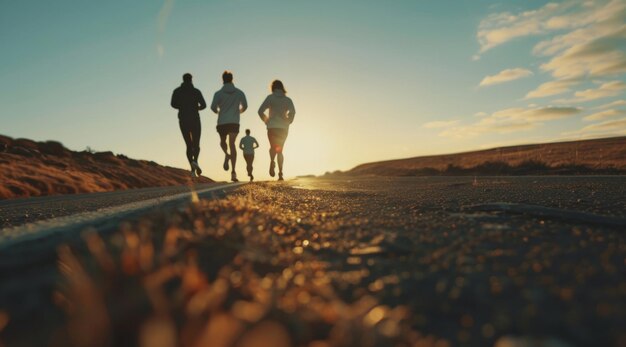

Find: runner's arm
<box><xmin>287</xmin><ymin>99</ymin><xmax>296</xmax><ymax>124</ymax></box>
<box><xmin>240</xmin><ymin>91</ymin><xmax>248</xmax><ymax>113</ymax></box>
<box><xmin>253</xmin><ymin>138</ymin><xmax>259</xmax><ymax>149</ymax></box>
<box><xmin>258</xmin><ymin>96</ymin><xmax>270</xmax><ymax>123</ymax></box>
<box><xmin>239</xmin><ymin>138</ymin><xmax>244</xmax><ymax>150</ymax></box>
<box><xmin>170</xmin><ymin>90</ymin><xmax>179</xmax><ymax>109</ymax></box>
<box><xmin>197</xmin><ymin>90</ymin><xmax>207</xmax><ymax>111</ymax></box>
<box><xmin>210</xmin><ymin>92</ymin><xmax>219</xmax><ymax>113</ymax></box>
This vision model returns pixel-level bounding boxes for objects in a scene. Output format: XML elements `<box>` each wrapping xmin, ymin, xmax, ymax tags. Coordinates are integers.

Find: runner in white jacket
<box><xmin>210</xmin><ymin>71</ymin><xmax>247</xmax><ymax>182</ymax></box>
<box><xmin>258</xmin><ymin>80</ymin><xmax>295</xmax><ymax>181</ymax></box>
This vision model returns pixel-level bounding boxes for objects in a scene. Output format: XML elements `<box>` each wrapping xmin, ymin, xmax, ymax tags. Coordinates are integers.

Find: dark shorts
<box><xmin>268</xmin><ymin>128</ymin><xmax>289</xmax><ymax>151</ymax></box>
<box><xmin>179</xmin><ymin>115</ymin><xmax>201</xmax><ymax>130</ymax></box>
<box><xmin>216</xmin><ymin>123</ymin><xmax>240</xmax><ymax>136</ymax></box>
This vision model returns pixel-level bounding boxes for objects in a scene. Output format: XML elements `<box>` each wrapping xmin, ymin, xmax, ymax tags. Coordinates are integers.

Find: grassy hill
<box><xmin>0</xmin><ymin>134</ymin><xmax>212</xmax><ymax>199</ymax></box>
<box><xmin>346</xmin><ymin>136</ymin><xmax>626</xmax><ymax>176</ymax></box>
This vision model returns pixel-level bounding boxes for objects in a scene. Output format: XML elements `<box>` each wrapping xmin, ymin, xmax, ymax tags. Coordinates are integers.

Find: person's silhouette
<box><xmin>258</xmin><ymin>80</ymin><xmax>295</xmax><ymax>181</ymax></box>
<box><xmin>239</xmin><ymin>129</ymin><xmax>259</xmax><ymax>182</ymax></box>
<box><xmin>210</xmin><ymin>71</ymin><xmax>248</xmax><ymax>182</ymax></box>
<box><xmin>171</xmin><ymin>73</ymin><xmax>206</xmax><ymax>177</ymax></box>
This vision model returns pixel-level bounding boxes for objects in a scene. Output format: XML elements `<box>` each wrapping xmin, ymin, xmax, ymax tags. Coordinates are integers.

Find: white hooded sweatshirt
<box><xmin>210</xmin><ymin>83</ymin><xmax>248</xmax><ymax>125</ymax></box>
<box><xmin>258</xmin><ymin>90</ymin><xmax>296</xmax><ymax>129</ymax></box>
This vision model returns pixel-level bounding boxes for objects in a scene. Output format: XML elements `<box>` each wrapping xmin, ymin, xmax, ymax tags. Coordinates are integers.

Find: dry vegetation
<box><xmin>0</xmin><ymin>135</ymin><xmax>211</xmax><ymax>199</ymax></box>
<box><xmin>348</xmin><ymin>137</ymin><xmax>626</xmax><ymax>176</ymax></box>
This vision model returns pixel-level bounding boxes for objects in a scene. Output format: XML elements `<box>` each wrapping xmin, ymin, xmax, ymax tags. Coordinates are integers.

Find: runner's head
<box><xmin>271</xmin><ymin>80</ymin><xmax>286</xmax><ymax>93</ymax></box>
<box><xmin>183</xmin><ymin>73</ymin><xmax>192</xmax><ymax>83</ymax></box>
<box><xmin>222</xmin><ymin>71</ymin><xmax>233</xmax><ymax>84</ymax></box>
<box><xmin>246</xmin><ymin>129</ymin><xmax>251</xmax><ymax>135</ymax></box>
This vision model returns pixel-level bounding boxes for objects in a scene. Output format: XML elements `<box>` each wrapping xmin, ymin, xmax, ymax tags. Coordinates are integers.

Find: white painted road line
<box><xmin>0</xmin><ymin>182</ymin><xmax>246</xmax><ymax>248</ymax></box>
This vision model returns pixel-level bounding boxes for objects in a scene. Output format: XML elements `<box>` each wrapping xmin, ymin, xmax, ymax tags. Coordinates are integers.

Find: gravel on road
<box><xmin>1</xmin><ymin>176</ymin><xmax>624</xmax><ymax>347</ymax></box>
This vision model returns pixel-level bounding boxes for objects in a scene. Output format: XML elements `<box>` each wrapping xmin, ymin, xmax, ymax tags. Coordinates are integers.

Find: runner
<box><xmin>257</xmin><ymin>80</ymin><xmax>295</xmax><ymax>181</ymax></box>
<box><xmin>210</xmin><ymin>71</ymin><xmax>247</xmax><ymax>182</ymax></box>
<box><xmin>170</xmin><ymin>73</ymin><xmax>206</xmax><ymax>177</ymax></box>
<box><xmin>239</xmin><ymin>129</ymin><xmax>259</xmax><ymax>182</ymax></box>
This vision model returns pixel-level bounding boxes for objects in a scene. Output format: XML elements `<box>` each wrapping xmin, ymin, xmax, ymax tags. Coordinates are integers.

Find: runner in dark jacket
<box><xmin>171</xmin><ymin>73</ymin><xmax>206</xmax><ymax>177</ymax></box>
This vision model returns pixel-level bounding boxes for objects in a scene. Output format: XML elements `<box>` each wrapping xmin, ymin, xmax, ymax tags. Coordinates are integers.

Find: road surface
<box><xmin>0</xmin><ymin>183</ymin><xmax>222</xmax><ymax>229</ymax></box>
<box><xmin>0</xmin><ymin>176</ymin><xmax>625</xmax><ymax>347</ymax></box>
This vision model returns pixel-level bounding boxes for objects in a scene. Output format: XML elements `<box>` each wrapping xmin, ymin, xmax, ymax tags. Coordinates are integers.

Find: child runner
<box><xmin>239</xmin><ymin>129</ymin><xmax>259</xmax><ymax>181</ymax></box>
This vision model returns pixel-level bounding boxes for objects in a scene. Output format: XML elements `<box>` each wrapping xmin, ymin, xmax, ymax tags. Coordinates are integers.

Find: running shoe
<box><xmin>223</xmin><ymin>154</ymin><xmax>230</xmax><ymax>171</ymax></box>
<box><xmin>278</xmin><ymin>173</ymin><xmax>284</xmax><ymax>181</ymax></box>
<box><xmin>250</xmin><ymin>174</ymin><xmax>254</xmax><ymax>182</ymax></box>
<box><xmin>231</xmin><ymin>171</ymin><xmax>239</xmax><ymax>182</ymax></box>
<box><xmin>192</xmin><ymin>161</ymin><xmax>202</xmax><ymax>175</ymax></box>
<box><xmin>190</xmin><ymin>169</ymin><xmax>197</xmax><ymax>178</ymax></box>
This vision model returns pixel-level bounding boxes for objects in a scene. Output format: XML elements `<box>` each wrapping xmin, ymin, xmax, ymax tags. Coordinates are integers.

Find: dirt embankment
<box><xmin>0</xmin><ymin>134</ymin><xmax>212</xmax><ymax>199</ymax></box>
<box><xmin>346</xmin><ymin>136</ymin><xmax>626</xmax><ymax>176</ymax></box>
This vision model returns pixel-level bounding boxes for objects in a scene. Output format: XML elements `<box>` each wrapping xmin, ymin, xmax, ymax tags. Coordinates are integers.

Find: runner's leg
<box><xmin>276</xmin><ymin>129</ymin><xmax>287</xmax><ymax>177</ymax></box>
<box><xmin>191</xmin><ymin>118</ymin><xmax>201</xmax><ymax>162</ymax></box>
<box><xmin>219</xmin><ymin>132</ymin><xmax>228</xmax><ymax>156</ymax></box>
<box><xmin>179</xmin><ymin>121</ymin><xmax>194</xmax><ymax>165</ymax></box>
<box><xmin>228</xmin><ymin>132</ymin><xmax>237</xmax><ymax>173</ymax></box>
<box><xmin>244</xmin><ymin>154</ymin><xmax>254</xmax><ymax>176</ymax></box>
<box><xmin>250</xmin><ymin>154</ymin><xmax>254</xmax><ymax>176</ymax></box>
<box><xmin>277</xmin><ymin>152</ymin><xmax>284</xmax><ymax>175</ymax></box>
<box><xmin>268</xmin><ymin>130</ymin><xmax>277</xmax><ymax>177</ymax></box>
<box><xmin>269</xmin><ymin>147</ymin><xmax>276</xmax><ymax>162</ymax></box>
<box><xmin>219</xmin><ymin>130</ymin><xmax>230</xmax><ymax>171</ymax></box>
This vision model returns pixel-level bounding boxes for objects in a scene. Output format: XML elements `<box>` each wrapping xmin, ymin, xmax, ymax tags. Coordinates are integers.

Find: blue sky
<box><xmin>1</xmin><ymin>0</ymin><xmax>625</xmax><ymax>180</ymax></box>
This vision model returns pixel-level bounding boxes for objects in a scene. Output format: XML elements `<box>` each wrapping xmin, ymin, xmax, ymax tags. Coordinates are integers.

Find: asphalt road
<box><xmin>0</xmin><ymin>183</ymin><xmax>219</xmax><ymax>229</ymax></box>
<box><xmin>289</xmin><ymin>176</ymin><xmax>626</xmax><ymax>346</ymax></box>
<box><xmin>1</xmin><ymin>176</ymin><xmax>625</xmax><ymax>347</ymax></box>
<box><xmin>0</xmin><ymin>182</ymin><xmax>245</xmax><ymax>266</ymax></box>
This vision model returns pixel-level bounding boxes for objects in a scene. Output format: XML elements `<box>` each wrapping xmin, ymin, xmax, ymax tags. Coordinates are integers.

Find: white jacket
<box><xmin>258</xmin><ymin>90</ymin><xmax>296</xmax><ymax>129</ymax></box>
<box><xmin>210</xmin><ymin>83</ymin><xmax>247</xmax><ymax>125</ymax></box>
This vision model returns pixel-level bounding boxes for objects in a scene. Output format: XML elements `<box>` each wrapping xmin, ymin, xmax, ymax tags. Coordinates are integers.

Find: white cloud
<box><xmin>594</xmin><ymin>99</ymin><xmax>626</xmax><ymax>109</ymax></box>
<box><xmin>478</xmin><ymin>0</ymin><xmax>626</xmax><ymax>106</ymax></box>
<box><xmin>158</xmin><ymin>0</ymin><xmax>175</xmax><ymax>32</ymax></box>
<box><xmin>422</xmin><ymin>120</ymin><xmax>459</xmax><ymax>129</ymax></box>
<box><xmin>535</xmin><ymin>2</ymin><xmax>626</xmax><ymax>55</ymax></box>
<box><xmin>156</xmin><ymin>0</ymin><xmax>176</xmax><ymax>57</ymax></box>
<box><xmin>476</xmin><ymin>2</ymin><xmax>575</xmax><ymax>54</ymax></box>
<box><xmin>582</xmin><ymin>117</ymin><xmax>626</xmax><ymax>132</ymax></box>
<box><xmin>583</xmin><ymin>108</ymin><xmax>626</xmax><ymax>121</ymax></box>
<box><xmin>438</xmin><ymin>106</ymin><xmax>581</xmax><ymax>138</ymax></box>
<box><xmin>564</xmin><ymin>117</ymin><xmax>626</xmax><ymax>136</ymax></box>
<box><xmin>477</xmin><ymin>0</ymin><xmax>625</xmax><ymax>54</ymax></box>
<box><xmin>479</xmin><ymin>68</ymin><xmax>533</xmax><ymax>87</ymax></box>
<box><xmin>492</xmin><ymin>106</ymin><xmax>582</xmax><ymax>121</ymax></box>
<box><xmin>556</xmin><ymin>81</ymin><xmax>626</xmax><ymax>103</ymax></box>
<box><xmin>540</xmin><ymin>25</ymin><xmax>626</xmax><ymax>80</ymax></box>
<box><xmin>525</xmin><ymin>79</ymin><xmax>581</xmax><ymax>99</ymax></box>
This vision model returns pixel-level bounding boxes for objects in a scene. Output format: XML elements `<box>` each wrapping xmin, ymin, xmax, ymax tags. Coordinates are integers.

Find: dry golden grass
<box><xmin>349</xmin><ymin>136</ymin><xmax>626</xmax><ymax>176</ymax></box>
<box><xmin>0</xmin><ymin>134</ymin><xmax>212</xmax><ymax>199</ymax></box>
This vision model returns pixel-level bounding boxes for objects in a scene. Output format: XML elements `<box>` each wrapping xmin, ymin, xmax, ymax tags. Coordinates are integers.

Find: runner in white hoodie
<box><xmin>258</xmin><ymin>80</ymin><xmax>295</xmax><ymax>181</ymax></box>
<box><xmin>210</xmin><ymin>71</ymin><xmax>247</xmax><ymax>182</ymax></box>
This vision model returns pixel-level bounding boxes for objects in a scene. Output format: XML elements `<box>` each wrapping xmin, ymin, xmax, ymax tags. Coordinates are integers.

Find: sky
<box><xmin>1</xmin><ymin>0</ymin><xmax>625</xmax><ymax>181</ymax></box>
